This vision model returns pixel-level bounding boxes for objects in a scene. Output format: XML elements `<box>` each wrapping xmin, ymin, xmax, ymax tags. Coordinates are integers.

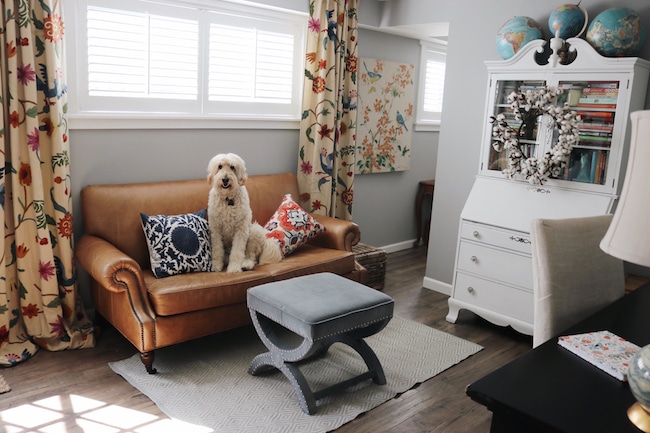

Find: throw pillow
<box><xmin>264</xmin><ymin>194</ymin><xmax>324</xmax><ymax>257</ymax></box>
<box><xmin>140</xmin><ymin>209</ymin><xmax>213</xmax><ymax>278</ymax></box>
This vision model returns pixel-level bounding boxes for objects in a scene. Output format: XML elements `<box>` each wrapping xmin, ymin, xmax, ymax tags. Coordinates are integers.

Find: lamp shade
<box><xmin>600</xmin><ymin>110</ymin><xmax>650</xmax><ymax>267</ymax></box>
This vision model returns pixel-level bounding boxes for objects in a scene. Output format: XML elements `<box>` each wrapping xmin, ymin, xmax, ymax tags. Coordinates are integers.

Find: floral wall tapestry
<box><xmin>0</xmin><ymin>0</ymin><xmax>96</xmax><ymax>367</ymax></box>
<box><xmin>356</xmin><ymin>58</ymin><xmax>415</xmax><ymax>174</ymax></box>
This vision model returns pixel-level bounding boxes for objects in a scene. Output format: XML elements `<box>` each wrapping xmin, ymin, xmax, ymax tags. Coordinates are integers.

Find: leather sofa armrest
<box><xmin>308</xmin><ymin>214</ymin><xmax>361</xmax><ymax>252</ymax></box>
<box><xmin>76</xmin><ymin>234</ymin><xmax>157</xmax><ymax>351</ymax></box>
<box><xmin>76</xmin><ymin>235</ymin><xmax>146</xmax><ymax>292</ymax></box>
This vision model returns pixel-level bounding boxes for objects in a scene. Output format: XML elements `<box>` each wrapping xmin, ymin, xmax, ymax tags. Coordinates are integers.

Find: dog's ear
<box><xmin>207</xmin><ymin>154</ymin><xmax>222</xmax><ymax>184</ymax></box>
<box><xmin>234</xmin><ymin>154</ymin><xmax>248</xmax><ymax>185</ymax></box>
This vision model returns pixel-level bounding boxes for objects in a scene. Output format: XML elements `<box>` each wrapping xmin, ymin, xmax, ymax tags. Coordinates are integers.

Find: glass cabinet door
<box><xmin>486</xmin><ymin>78</ymin><xmax>621</xmax><ymax>188</ymax></box>
<box><xmin>487</xmin><ymin>79</ymin><xmax>547</xmax><ymax>173</ymax></box>
<box><xmin>556</xmin><ymin>80</ymin><xmax>619</xmax><ymax>185</ymax></box>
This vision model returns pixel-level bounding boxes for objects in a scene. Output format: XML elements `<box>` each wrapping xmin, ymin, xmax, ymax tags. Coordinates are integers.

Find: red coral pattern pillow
<box><xmin>264</xmin><ymin>194</ymin><xmax>324</xmax><ymax>257</ymax></box>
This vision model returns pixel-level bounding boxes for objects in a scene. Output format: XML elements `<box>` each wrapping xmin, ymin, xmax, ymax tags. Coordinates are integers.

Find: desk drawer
<box><xmin>457</xmin><ymin>241</ymin><xmax>533</xmax><ymax>289</ymax></box>
<box><xmin>454</xmin><ymin>272</ymin><xmax>533</xmax><ymax>323</ymax></box>
<box><xmin>461</xmin><ymin>221</ymin><xmax>531</xmax><ymax>254</ymax></box>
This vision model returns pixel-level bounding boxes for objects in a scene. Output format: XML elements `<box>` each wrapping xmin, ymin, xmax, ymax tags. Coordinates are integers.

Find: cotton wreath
<box><xmin>489</xmin><ymin>86</ymin><xmax>581</xmax><ymax>185</ymax></box>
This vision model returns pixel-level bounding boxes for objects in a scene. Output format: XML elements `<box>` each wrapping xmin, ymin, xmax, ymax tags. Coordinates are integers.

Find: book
<box><xmin>585</xmin><ymin>81</ymin><xmax>619</xmax><ymax>88</ymax></box>
<box><xmin>577</xmin><ymin>103</ymin><xmax>617</xmax><ymax>109</ymax></box>
<box><xmin>578</xmin><ymin>96</ymin><xmax>618</xmax><ymax>105</ymax></box>
<box><xmin>582</xmin><ymin>87</ymin><xmax>619</xmax><ymax>96</ymax></box>
<box><xmin>577</xmin><ymin>111</ymin><xmax>615</xmax><ymax>120</ymax></box>
<box><xmin>557</xmin><ymin>330</ymin><xmax>640</xmax><ymax>381</ymax></box>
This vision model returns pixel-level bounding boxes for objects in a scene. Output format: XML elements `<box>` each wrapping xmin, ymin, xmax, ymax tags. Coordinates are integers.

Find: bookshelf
<box><xmin>446</xmin><ymin>38</ymin><xmax>650</xmax><ymax>337</ymax></box>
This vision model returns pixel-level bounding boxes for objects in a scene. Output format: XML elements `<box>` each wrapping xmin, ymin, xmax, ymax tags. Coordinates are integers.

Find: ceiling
<box><xmin>361</xmin><ymin>0</ymin><xmax>449</xmax><ymax>44</ymax></box>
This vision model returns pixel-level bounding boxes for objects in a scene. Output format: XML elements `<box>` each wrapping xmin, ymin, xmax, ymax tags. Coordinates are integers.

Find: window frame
<box><xmin>416</xmin><ymin>40</ymin><xmax>447</xmax><ymax>132</ymax></box>
<box><xmin>63</xmin><ymin>0</ymin><xmax>307</xmax><ymax>130</ymax></box>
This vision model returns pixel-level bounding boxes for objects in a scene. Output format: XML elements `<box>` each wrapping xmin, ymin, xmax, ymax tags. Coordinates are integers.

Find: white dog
<box><xmin>207</xmin><ymin>153</ymin><xmax>281</xmax><ymax>273</ymax></box>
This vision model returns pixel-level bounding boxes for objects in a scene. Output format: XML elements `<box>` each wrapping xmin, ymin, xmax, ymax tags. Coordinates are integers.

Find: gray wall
<box><xmin>376</xmin><ymin>0</ymin><xmax>650</xmax><ymax>290</ymax></box>
<box><xmin>69</xmin><ymin>2</ymin><xmax>438</xmax><ymax>264</ymax></box>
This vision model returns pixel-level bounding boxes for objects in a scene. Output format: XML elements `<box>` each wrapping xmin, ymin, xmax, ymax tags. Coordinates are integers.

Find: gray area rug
<box><xmin>110</xmin><ymin>316</ymin><xmax>482</xmax><ymax>432</ymax></box>
<box><xmin>0</xmin><ymin>373</ymin><xmax>9</xmax><ymax>394</ymax></box>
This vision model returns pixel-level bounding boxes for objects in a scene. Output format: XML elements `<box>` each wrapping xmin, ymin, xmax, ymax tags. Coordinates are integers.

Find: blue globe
<box><xmin>586</xmin><ymin>7</ymin><xmax>647</xmax><ymax>57</ymax></box>
<box><xmin>496</xmin><ymin>16</ymin><xmax>544</xmax><ymax>60</ymax></box>
<box><xmin>548</xmin><ymin>3</ymin><xmax>588</xmax><ymax>39</ymax></box>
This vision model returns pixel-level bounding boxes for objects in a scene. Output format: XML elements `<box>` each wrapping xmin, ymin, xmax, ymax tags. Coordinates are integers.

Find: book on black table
<box><xmin>557</xmin><ymin>330</ymin><xmax>640</xmax><ymax>381</ymax></box>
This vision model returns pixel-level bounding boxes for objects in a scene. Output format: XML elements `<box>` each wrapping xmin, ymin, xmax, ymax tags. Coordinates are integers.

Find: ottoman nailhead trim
<box><xmin>249</xmin><ymin>308</ymin><xmax>392</xmax><ymax>343</ymax></box>
<box><xmin>315</xmin><ymin>315</ymin><xmax>393</xmax><ymax>341</ymax></box>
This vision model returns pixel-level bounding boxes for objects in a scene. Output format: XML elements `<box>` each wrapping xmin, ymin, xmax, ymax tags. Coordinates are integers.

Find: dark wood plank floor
<box><xmin>1</xmin><ymin>247</ymin><xmax>535</xmax><ymax>432</ymax></box>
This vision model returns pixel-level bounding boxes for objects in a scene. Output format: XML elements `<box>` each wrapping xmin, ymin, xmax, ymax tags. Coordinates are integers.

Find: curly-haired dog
<box><xmin>207</xmin><ymin>153</ymin><xmax>281</xmax><ymax>273</ymax></box>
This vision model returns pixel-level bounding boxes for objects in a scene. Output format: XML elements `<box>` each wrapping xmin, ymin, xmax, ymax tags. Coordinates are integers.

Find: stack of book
<box><xmin>578</xmin><ymin>121</ymin><xmax>613</xmax><ymax>148</ymax></box>
<box><xmin>576</xmin><ymin>81</ymin><xmax>619</xmax><ymax>109</ymax></box>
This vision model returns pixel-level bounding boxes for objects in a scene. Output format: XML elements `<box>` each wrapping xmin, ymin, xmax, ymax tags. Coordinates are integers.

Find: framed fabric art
<box><xmin>356</xmin><ymin>58</ymin><xmax>415</xmax><ymax>174</ymax></box>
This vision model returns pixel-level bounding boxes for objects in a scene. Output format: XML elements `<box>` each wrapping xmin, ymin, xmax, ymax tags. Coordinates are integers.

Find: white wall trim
<box><xmin>68</xmin><ymin>115</ymin><xmax>300</xmax><ymax>130</ymax></box>
<box><xmin>379</xmin><ymin>239</ymin><xmax>416</xmax><ymax>253</ymax></box>
<box><xmin>422</xmin><ymin>276</ymin><xmax>452</xmax><ymax>295</ymax></box>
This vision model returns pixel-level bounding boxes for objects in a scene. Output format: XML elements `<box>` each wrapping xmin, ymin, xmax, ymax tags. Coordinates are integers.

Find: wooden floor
<box><xmin>1</xmin><ymin>247</ymin><xmax>535</xmax><ymax>432</ymax></box>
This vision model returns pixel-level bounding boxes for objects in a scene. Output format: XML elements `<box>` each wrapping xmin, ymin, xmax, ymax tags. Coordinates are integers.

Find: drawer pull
<box><xmin>467</xmin><ymin>286</ymin><xmax>475</xmax><ymax>294</ymax></box>
<box><xmin>509</xmin><ymin>236</ymin><xmax>531</xmax><ymax>245</ymax></box>
<box><xmin>472</xmin><ymin>230</ymin><xmax>480</xmax><ymax>238</ymax></box>
<box><xmin>470</xmin><ymin>255</ymin><xmax>478</xmax><ymax>263</ymax></box>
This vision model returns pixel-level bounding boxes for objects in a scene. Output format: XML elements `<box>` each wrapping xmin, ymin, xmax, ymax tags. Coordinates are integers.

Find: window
<box><xmin>64</xmin><ymin>0</ymin><xmax>306</xmax><ymax>127</ymax></box>
<box><xmin>416</xmin><ymin>40</ymin><xmax>447</xmax><ymax>131</ymax></box>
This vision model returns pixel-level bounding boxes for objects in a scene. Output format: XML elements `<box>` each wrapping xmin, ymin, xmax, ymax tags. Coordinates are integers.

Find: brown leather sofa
<box><xmin>75</xmin><ymin>172</ymin><xmax>366</xmax><ymax>373</ymax></box>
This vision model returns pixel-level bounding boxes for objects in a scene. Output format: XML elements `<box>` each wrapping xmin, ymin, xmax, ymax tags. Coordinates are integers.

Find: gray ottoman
<box><xmin>247</xmin><ymin>272</ymin><xmax>395</xmax><ymax>415</ymax></box>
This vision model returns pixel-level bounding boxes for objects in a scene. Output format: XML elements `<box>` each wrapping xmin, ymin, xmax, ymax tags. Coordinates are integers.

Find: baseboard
<box><xmin>423</xmin><ymin>276</ymin><xmax>452</xmax><ymax>296</ymax></box>
<box><xmin>378</xmin><ymin>239</ymin><xmax>416</xmax><ymax>253</ymax></box>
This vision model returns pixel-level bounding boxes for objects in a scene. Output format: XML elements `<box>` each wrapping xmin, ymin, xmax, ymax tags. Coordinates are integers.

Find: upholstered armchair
<box><xmin>531</xmin><ymin>214</ymin><xmax>625</xmax><ymax>347</ymax></box>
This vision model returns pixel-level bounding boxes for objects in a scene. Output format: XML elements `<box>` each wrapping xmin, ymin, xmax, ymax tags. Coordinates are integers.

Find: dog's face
<box><xmin>207</xmin><ymin>153</ymin><xmax>248</xmax><ymax>196</ymax></box>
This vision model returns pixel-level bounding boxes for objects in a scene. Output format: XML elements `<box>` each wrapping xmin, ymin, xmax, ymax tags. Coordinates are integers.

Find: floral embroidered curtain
<box><xmin>298</xmin><ymin>0</ymin><xmax>358</xmax><ymax>220</ymax></box>
<box><xmin>0</xmin><ymin>0</ymin><xmax>95</xmax><ymax>366</ymax></box>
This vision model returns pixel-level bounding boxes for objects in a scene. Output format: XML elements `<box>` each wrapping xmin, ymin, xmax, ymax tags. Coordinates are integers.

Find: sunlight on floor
<box><xmin>0</xmin><ymin>394</ymin><xmax>213</xmax><ymax>433</ymax></box>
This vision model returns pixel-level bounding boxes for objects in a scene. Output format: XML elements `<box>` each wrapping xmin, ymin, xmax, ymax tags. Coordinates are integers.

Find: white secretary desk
<box><xmin>446</xmin><ymin>38</ymin><xmax>650</xmax><ymax>336</ymax></box>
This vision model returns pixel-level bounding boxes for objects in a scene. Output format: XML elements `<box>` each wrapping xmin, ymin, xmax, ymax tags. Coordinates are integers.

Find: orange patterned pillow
<box><xmin>264</xmin><ymin>194</ymin><xmax>324</xmax><ymax>257</ymax></box>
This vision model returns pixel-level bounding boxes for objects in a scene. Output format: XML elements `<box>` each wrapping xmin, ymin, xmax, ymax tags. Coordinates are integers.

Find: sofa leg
<box><xmin>140</xmin><ymin>351</ymin><xmax>157</xmax><ymax>374</ymax></box>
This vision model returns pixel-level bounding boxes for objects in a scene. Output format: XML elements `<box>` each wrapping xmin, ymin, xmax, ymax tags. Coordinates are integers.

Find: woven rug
<box><xmin>110</xmin><ymin>316</ymin><xmax>482</xmax><ymax>433</ymax></box>
<box><xmin>0</xmin><ymin>373</ymin><xmax>10</xmax><ymax>394</ymax></box>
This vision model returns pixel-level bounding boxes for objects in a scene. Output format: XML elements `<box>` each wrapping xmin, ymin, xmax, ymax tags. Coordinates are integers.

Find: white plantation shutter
<box><xmin>209</xmin><ymin>25</ymin><xmax>294</xmax><ymax>103</ymax></box>
<box><xmin>423</xmin><ymin>58</ymin><xmax>445</xmax><ymax>112</ymax></box>
<box><xmin>87</xmin><ymin>7</ymin><xmax>198</xmax><ymax>100</ymax></box>
<box><xmin>70</xmin><ymin>0</ymin><xmax>305</xmax><ymax>119</ymax></box>
<box><xmin>417</xmin><ymin>41</ymin><xmax>447</xmax><ymax>127</ymax></box>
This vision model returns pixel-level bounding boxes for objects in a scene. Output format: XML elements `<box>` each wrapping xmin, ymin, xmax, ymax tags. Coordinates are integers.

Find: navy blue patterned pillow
<box><xmin>140</xmin><ymin>209</ymin><xmax>213</xmax><ymax>278</ymax></box>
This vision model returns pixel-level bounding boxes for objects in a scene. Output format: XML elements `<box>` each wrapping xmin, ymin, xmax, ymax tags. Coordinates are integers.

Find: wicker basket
<box><xmin>352</xmin><ymin>243</ymin><xmax>387</xmax><ymax>290</ymax></box>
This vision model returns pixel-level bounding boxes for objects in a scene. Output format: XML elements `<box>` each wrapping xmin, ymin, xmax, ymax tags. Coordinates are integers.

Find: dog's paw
<box><xmin>242</xmin><ymin>259</ymin><xmax>256</xmax><ymax>270</ymax></box>
<box><xmin>212</xmin><ymin>261</ymin><xmax>224</xmax><ymax>272</ymax></box>
<box><xmin>226</xmin><ymin>264</ymin><xmax>243</xmax><ymax>273</ymax></box>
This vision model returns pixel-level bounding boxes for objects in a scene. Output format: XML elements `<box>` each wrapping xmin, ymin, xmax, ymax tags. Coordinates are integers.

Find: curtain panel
<box><xmin>298</xmin><ymin>0</ymin><xmax>358</xmax><ymax>221</ymax></box>
<box><xmin>0</xmin><ymin>0</ymin><xmax>95</xmax><ymax>366</ymax></box>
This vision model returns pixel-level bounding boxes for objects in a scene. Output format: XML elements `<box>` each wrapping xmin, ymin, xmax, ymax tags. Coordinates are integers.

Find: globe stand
<box><xmin>628</xmin><ymin>402</ymin><xmax>650</xmax><ymax>432</ymax></box>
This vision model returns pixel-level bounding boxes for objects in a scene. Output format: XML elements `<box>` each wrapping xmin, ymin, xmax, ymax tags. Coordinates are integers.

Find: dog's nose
<box><xmin>222</xmin><ymin>176</ymin><xmax>230</xmax><ymax>187</ymax></box>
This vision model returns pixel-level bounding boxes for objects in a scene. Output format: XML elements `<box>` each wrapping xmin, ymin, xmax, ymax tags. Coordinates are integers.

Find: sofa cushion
<box><xmin>264</xmin><ymin>194</ymin><xmax>324</xmax><ymax>257</ymax></box>
<box><xmin>145</xmin><ymin>269</ymin><xmax>274</xmax><ymax>316</ymax></box>
<box><xmin>140</xmin><ymin>209</ymin><xmax>213</xmax><ymax>278</ymax></box>
<box><xmin>144</xmin><ymin>245</ymin><xmax>356</xmax><ymax>316</ymax></box>
<box><xmin>261</xmin><ymin>245</ymin><xmax>357</xmax><ymax>280</ymax></box>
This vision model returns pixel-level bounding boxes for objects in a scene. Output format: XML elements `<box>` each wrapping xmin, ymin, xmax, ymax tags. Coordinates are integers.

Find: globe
<box><xmin>548</xmin><ymin>3</ymin><xmax>588</xmax><ymax>39</ymax></box>
<box><xmin>629</xmin><ymin>345</ymin><xmax>650</xmax><ymax>412</ymax></box>
<box><xmin>586</xmin><ymin>7</ymin><xmax>647</xmax><ymax>57</ymax></box>
<box><xmin>496</xmin><ymin>16</ymin><xmax>544</xmax><ymax>60</ymax></box>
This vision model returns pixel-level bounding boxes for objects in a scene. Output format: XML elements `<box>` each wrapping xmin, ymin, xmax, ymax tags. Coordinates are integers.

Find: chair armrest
<box><xmin>309</xmin><ymin>214</ymin><xmax>361</xmax><ymax>252</ymax></box>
